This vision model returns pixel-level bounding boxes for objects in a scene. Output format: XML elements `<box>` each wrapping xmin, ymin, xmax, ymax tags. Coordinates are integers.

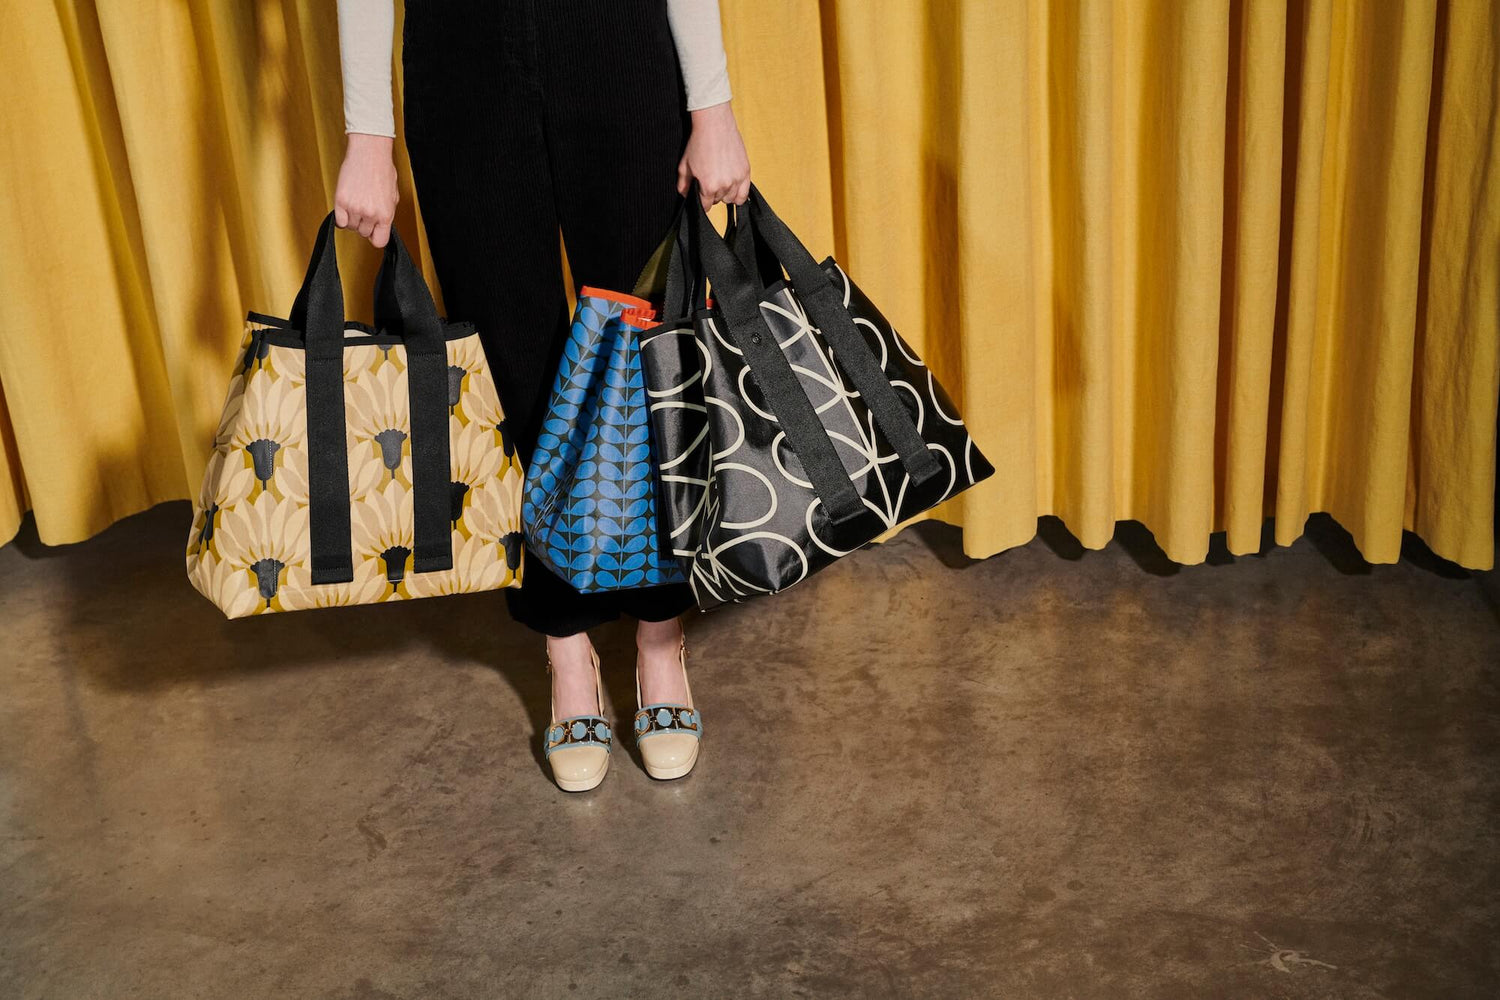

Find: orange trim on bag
<box><xmin>580</xmin><ymin>286</ymin><xmax>653</xmax><ymax>311</ymax></box>
<box><xmin>621</xmin><ymin>310</ymin><xmax>661</xmax><ymax>331</ymax></box>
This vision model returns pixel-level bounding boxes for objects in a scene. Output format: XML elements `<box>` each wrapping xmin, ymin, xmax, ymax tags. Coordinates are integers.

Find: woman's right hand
<box><xmin>334</xmin><ymin>133</ymin><xmax>399</xmax><ymax>248</ymax></box>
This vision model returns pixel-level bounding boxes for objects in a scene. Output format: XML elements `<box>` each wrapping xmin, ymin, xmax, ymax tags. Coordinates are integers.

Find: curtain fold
<box><xmin>1</xmin><ymin>1</ymin><xmax>1495</xmax><ymax>568</ymax></box>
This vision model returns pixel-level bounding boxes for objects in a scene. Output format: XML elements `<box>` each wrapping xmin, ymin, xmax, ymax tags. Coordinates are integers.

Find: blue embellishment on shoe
<box><xmin>544</xmin><ymin>715</ymin><xmax>613</xmax><ymax>758</ymax></box>
<box><xmin>634</xmin><ymin>702</ymin><xmax>703</xmax><ymax>743</ymax></box>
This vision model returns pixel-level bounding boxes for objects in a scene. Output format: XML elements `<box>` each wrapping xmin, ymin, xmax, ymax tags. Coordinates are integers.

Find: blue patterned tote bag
<box><xmin>521</xmin><ymin>285</ymin><xmax>686</xmax><ymax>592</ymax></box>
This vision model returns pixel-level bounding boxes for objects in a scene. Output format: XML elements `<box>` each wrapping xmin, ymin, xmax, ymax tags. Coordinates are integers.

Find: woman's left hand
<box><xmin>677</xmin><ymin>102</ymin><xmax>751</xmax><ymax>211</ymax></box>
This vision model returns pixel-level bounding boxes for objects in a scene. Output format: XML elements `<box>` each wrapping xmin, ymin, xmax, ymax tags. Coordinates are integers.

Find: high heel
<box><xmin>634</xmin><ymin>640</ymin><xmax>702</xmax><ymax>780</ymax></box>
<box><xmin>543</xmin><ymin>645</ymin><xmax>611</xmax><ymax>792</ymax></box>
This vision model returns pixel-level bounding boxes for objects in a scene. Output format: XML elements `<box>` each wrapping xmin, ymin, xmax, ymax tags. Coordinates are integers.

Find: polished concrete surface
<box><xmin>1</xmin><ymin>503</ymin><xmax>1497</xmax><ymax>999</ymax></box>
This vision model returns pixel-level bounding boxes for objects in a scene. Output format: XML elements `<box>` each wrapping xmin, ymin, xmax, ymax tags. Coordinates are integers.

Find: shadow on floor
<box><xmin>6</xmin><ymin>502</ymin><xmax>654</xmax><ymax>778</ymax></box>
<box><xmin>908</xmin><ymin>510</ymin><xmax>1480</xmax><ymax>582</ymax></box>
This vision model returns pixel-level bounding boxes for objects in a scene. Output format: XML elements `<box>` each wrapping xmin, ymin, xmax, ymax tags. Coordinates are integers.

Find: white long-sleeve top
<box><xmin>336</xmin><ymin>0</ymin><xmax>733</xmax><ymax>138</ymax></box>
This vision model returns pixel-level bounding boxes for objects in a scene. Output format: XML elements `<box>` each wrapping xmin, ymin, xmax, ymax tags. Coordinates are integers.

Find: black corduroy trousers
<box><xmin>402</xmin><ymin>0</ymin><xmax>697</xmax><ymax>637</ymax></box>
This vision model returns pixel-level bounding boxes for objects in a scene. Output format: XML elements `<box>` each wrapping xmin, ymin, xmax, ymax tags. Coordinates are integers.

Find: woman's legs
<box><xmin>533</xmin><ymin>0</ymin><xmax>697</xmax><ymax>698</ymax></box>
<box><xmin>532</xmin><ymin>1</ymin><xmax>698</xmax><ymax>706</ymax></box>
<box><xmin>403</xmin><ymin>0</ymin><xmax>694</xmax><ymax>638</ymax></box>
<box><xmin>403</xmin><ymin>1</ymin><xmax>695</xmax><ymax>720</ymax></box>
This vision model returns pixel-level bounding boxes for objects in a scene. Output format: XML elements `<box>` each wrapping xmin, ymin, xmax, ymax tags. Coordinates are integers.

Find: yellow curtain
<box><xmin>1</xmin><ymin>1</ymin><xmax>1495</xmax><ymax>568</ymax></box>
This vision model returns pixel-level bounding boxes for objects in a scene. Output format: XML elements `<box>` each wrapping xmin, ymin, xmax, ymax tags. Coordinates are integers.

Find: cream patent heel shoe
<box><xmin>543</xmin><ymin>646</ymin><xmax>612</xmax><ymax>792</ymax></box>
<box><xmin>634</xmin><ymin>641</ymin><xmax>702</xmax><ymax>780</ymax></box>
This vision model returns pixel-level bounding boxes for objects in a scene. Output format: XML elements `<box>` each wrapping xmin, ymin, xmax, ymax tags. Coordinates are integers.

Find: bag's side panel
<box><xmin>600</xmin><ymin>320</ymin><xmax>686</xmax><ymax>589</ymax></box>
<box><xmin>186</xmin><ymin>323</ymin><xmax>266</xmax><ymax>619</ymax></box>
<box><xmin>639</xmin><ymin>323</ymin><xmax>715</xmax><ymax>583</ymax></box>
<box><xmin>523</xmin><ymin>297</ymin><xmax>614</xmax><ymax>590</ymax></box>
<box><xmin>194</xmin><ymin>333</ymin><xmax>324</xmax><ymax>615</ymax></box>
<box><xmin>825</xmin><ymin>263</ymin><xmax>996</xmax><ymax>516</ymax></box>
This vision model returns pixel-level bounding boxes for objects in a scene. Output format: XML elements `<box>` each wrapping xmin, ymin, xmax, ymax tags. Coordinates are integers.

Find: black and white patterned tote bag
<box><xmin>638</xmin><ymin>186</ymin><xmax>994</xmax><ymax>610</ymax></box>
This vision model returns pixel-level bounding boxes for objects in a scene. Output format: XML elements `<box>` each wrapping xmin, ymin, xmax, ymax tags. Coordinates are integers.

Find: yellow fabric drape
<box><xmin>1</xmin><ymin>2</ymin><xmax>1495</xmax><ymax>568</ymax></box>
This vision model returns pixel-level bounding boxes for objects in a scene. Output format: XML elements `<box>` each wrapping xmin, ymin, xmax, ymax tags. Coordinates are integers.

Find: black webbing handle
<box><xmin>289</xmin><ymin>213</ymin><xmax>354</xmax><ymax>584</ymax></box>
<box><xmin>285</xmin><ymin>215</ymin><xmax>457</xmax><ymax>584</ymax></box>
<box><xmin>656</xmin><ymin>201</ymin><xmax>710</xmax><ymax>323</ymax></box>
<box><xmin>739</xmin><ymin>185</ymin><xmax>941</xmax><ymax>487</ymax></box>
<box><xmin>686</xmin><ymin>191</ymin><xmax>868</xmax><ymax>525</ymax></box>
<box><xmin>373</xmin><ymin>228</ymin><xmax>454</xmax><ymax>574</ymax></box>
<box><xmin>646</xmin><ymin>199</ymin><xmax>755</xmax><ymax>323</ymax></box>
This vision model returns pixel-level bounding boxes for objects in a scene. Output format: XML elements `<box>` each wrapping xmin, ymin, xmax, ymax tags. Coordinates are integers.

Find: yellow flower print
<box><xmin>212</xmin><ymin>491</ymin><xmax>310</xmax><ymax>609</ymax></box>
<box><xmin>265</xmin><ymin>341</ymin><xmax>381</xmax><ymax>385</ymax></box>
<box><xmin>350</xmin><ymin>478</ymin><xmax>414</xmax><ymax>585</ymax></box>
<box><xmin>214</xmin><ymin>376</ymin><xmax>247</xmax><ymax>450</ymax></box>
<box><xmin>189</xmin><ymin>448</ymin><xmax>256</xmax><ymax>557</ymax></box>
<box><xmin>405</xmin><ymin>531</ymin><xmax>514</xmax><ymax>598</ymax></box>
<box><xmin>346</xmin><ymin>440</ymin><xmax>386</xmax><ymax>501</ymax></box>
<box><xmin>455</xmin><ymin>381</ymin><xmax>505</xmax><ymax>432</ymax></box>
<box><xmin>448</xmin><ymin>418</ymin><xmax>506</xmax><ymax>522</ymax></box>
<box><xmin>213</xmin><ymin>326</ymin><xmax>269</xmax><ymax>448</ymax></box>
<box><xmin>283</xmin><ymin>558</ymin><xmax>391</xmax><ymax>609</ymax></box>
<box><xmin>189</xmin><ymin>550</ymin><xmax>262</xmax><ymax>620</ymax></box>
<box><xmin>445</xmin><ymin>335</ymin><xmax>490</xmax><ymax>410</ymax></box>
<box><xmin>230</xmin><ymin>369</ymin><xmax>307</xmax><ymax>488</ymax></box>
<box><xmin>465</xmin><ymin>469</ymin><xmax>523</xmax><ymax>542</ymax></box>
<box><xmin>464</xmin><ymin>471</ymin><xmax>525</xmax><ymax>575</ymax></box>
<box><xmin>346</xmin><ymin>360</ymin><xmax>410</xmax><ymax>481</ymax></box>
<box><xmin>196</xmin><ymin>447</ymin><xmax>257</xmax><ymax>513</ymax></box>
<box><xmin>273</xmin><ymin>443</ymin><xmax>309</xmax><ymax>504</ymax></box>
<box><xmin>447</xmin><ymin>334</ymin><xmax>488</xmax><ymax>374</ymax></box>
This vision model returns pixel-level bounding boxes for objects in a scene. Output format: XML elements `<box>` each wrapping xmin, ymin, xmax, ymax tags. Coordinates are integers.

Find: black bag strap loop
<box><xmin>685</xmin><ymin>189</ymin><xmax>868</xmax><ymax>525</ymax></box>
<box><xmin>740</xmin><ymin>185</ymin><xmax>941</xmax><ymax>486</ymax></box>
<box><xmin>373</xmin><ymin>229</ymin><xmax>454</xmax><ymax>574</ymax></box>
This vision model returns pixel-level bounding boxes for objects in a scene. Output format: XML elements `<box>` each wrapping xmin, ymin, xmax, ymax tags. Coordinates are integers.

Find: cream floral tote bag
<box><xmin>187</xmin><ymin>214</ymin><xmax>523</xmax><ymax>618</ymax></box>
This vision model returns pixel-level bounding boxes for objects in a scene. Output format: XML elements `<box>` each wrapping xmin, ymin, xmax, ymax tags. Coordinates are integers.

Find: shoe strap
<box><xmin>633</xmin><ymin>640</ymin><xmax>700</xmax><ymax>743</ymax></box>
<box><xmin>545</xmin><ymin>645</ymin><xmax>612</xmax><ymax>757</ymax></box>
<box><xmin>634</xmin><ymin>703</ymin><xmax>702</xmax><ymax>742</ymax></box>
<box><xmin>545</xmin><ymin>714</ymin><xmax>613</xmax><ymax>757</ymax></box>
<box><xmin>633</xmin><ymin>639</ymin><xmax>693</xmax><ymax>710</ymax></box>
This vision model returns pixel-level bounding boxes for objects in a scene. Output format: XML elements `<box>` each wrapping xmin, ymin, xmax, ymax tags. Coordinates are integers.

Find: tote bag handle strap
<box><xmin>289</xmin><ymin>212</ymin><xmax>346</xmax><ymax>359</ymax></box>
<box><xmin>642</xmin><ymin>199</ymin><xmax>715</xmax><ymax>322</ymax></box>
<box><xmin>687</xmin><ymin>192</ymin><xmax>868</xmax><ymax>526</ymax></box>
<box><xmin>287</xmin><ymin>213</ymin><xmax>354</xmax><ymax>584</ymax></box>
<box><xmin>372</xmin><ymin>229</ymin><xmax>454</xmax><ymax>574</ymax></box>
<box><xmin>740</xmin><ymin>185</ymin><xmax>941</xmax><ymax>486</ymax></box>
<box><xmin>637</xmin><ymin>197</ymin><xmax>756</xmax><ymax>322</ymax></box>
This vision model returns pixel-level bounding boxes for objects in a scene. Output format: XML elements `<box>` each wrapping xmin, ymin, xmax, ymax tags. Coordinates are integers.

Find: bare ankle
<box><xmin>635</xmin><ymin>616</ymin><xmax>683</xmax><ymax>655</ymax></box>
<box><xmin>546</xmin><ymin>632</ymin><xmax>595</xmax><ymax>671</ymax></box>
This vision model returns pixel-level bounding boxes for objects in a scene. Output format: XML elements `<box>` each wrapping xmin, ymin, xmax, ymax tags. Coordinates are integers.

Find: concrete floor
<box><xmin>1</xmin><ymin>503</ymin><xmax>1496</xmax><ymax>999</ymax></box>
